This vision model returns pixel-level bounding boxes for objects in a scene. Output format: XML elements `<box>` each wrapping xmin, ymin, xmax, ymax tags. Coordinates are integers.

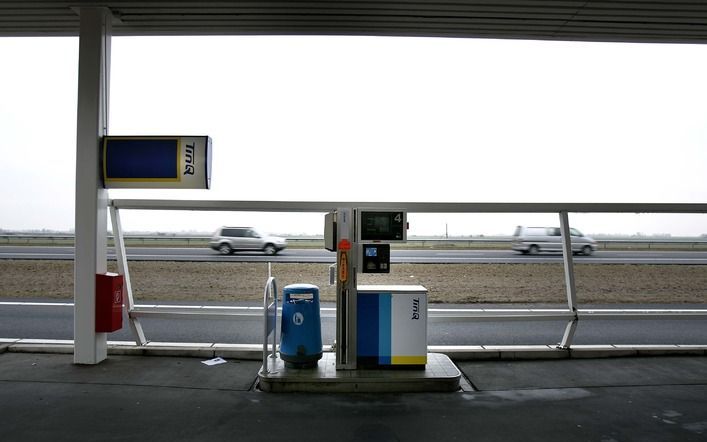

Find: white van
<box><xmin>512</xmin><ymin>226</ymin><xmax>597</xmax><ymax>256</ymax></box>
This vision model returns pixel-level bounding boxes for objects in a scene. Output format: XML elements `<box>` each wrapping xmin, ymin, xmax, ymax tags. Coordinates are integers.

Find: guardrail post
<box><xmin>558</xmin><ymin>211</ymin><xmax>578</xmax><ymax>349</ymax></box>
<box><xmin>109</xmin><ymin>206</ymin><xmax>147</xmax><ymax>346</ymax></box>
<box><xmin>558</xmin><ymin>316</ymin><xmax>579</xmax><ymax>349</ymax></box>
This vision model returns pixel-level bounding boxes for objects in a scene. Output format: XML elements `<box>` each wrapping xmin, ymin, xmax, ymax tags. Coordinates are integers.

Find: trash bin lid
<box><xmin>283</xmin><ymin>283</ymin><xmax>319</xmax><ymax>294</ymax></box>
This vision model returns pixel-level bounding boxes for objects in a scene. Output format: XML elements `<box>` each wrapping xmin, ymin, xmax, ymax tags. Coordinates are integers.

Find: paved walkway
<box><xmin>1</xmin><ymin>350</ymin><xmax>706</xmax><ymax>441</ymax></box>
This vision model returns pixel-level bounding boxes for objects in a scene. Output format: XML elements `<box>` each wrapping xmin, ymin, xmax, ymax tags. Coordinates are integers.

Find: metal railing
<box><xmin>99</xmin><ymin>199</ymin><xmax>707</xmax><ymax>350</ymax></box>
<box><xmin>4</xmin><ymin>200</ymin><xmax>706</xmax><ymax>350</ymax></box>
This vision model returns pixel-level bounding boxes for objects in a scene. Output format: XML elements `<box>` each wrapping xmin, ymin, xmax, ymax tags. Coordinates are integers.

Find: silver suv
<box><xmin>209</xmin><ymin>227</ymin><xmax>287</xmax><ymax>255</ymax></box>
<box><xmin>512</xmin><ymin>226</ymin><xmax>597</xmax><ymax>256</ymax></box>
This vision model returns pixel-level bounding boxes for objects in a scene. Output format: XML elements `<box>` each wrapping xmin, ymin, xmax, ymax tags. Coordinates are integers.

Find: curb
<box><xmin>430</xmin><ymin>344</ymin><xmax>707</xmax><ymax>360</ymax></box>
<box><xmin>2</xmin><ymin>340</ymin><xmax>705</xmax><ymax>360</ymax></box>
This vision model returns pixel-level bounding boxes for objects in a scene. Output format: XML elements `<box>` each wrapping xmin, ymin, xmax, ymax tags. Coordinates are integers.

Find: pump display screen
<box><xmin>360</xmin><ymin>211</ymin><xmax>405</xmax><ymax>241</ymax></box>
<box><xmin>365</xmin><ymin>247</ymin><xmax>378</xmax><ymax>257</ymax></box>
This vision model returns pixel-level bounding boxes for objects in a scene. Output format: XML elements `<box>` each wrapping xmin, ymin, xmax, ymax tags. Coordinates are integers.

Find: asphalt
<box><xmin>4</xmin><ymin>245</ymin><xmax>707</xmax><ymax>264</ymax></box>
<box><xmin>1</xmin><ymin>348</ymin><xmax>706</xmax><ymax>441</ymax></box>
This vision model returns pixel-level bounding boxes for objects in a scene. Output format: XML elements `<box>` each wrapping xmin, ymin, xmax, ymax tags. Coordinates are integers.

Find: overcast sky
<box><xmin>1</xmin><ymin>36</ymin><xmax>706</xmax><ymax>236</ymax></box>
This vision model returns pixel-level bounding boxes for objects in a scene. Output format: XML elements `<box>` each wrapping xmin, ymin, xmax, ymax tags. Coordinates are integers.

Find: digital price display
<box><xmin>358</xmin><ymin>210</ymin><xmax>406</xmax><ymax>242</ymax></box>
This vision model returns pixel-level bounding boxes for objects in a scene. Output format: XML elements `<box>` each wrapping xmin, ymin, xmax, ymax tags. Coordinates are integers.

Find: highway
<box><xmin>2</xmin><ymin>245</ymin><xmax>707</xmax><ymax>264</ymax></box>
<box><xmin>1</xmin><ymin>299</ymin><xmax>706</xmax><ymax>346</ymax></box>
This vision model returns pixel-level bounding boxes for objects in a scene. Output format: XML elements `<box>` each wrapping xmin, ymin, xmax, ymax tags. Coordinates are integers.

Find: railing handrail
<box><xmin>108</xmin><ymin>199</ymin><xmax>707</xmax><ymax>213</ymax></box>
<box><xmin>7</xmin><ymin>299</ymin><xmax>707</xmax><ymax>322</ymax></box>
<box><xmin>7</xmin><ymin>300</ymin><xmax>707</xmax><ymax>325</ymax></box>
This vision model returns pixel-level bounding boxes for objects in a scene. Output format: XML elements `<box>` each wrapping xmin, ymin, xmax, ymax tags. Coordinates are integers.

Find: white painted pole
<box><xmin>558</xmin><ymin>211</ymin><xmax>579</xmax><ymax>349</ymax></box>
<box><xmin>109</xmin><ymin>206</ymin><xmax>147</xmax><ymax>346</ymax></box>
<box><xmin>74</xmin><ymin>7</ymin><xmax>111</xmax><ymax>364</ymax></box>
<box><xmin>559</xmin><ymin>211</ymin><xmax>578</xmax><ymax>311</ymax></box>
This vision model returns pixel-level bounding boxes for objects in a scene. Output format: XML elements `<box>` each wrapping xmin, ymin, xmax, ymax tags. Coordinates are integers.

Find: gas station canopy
<box><xmin>2</xmin><ymin>0</ymin><xmax>707</xmax><ymax>43</ymax></box>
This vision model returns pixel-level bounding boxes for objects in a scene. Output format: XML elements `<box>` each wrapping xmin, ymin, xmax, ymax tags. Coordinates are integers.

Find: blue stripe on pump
<box><xmin>357</xmin><ymin>293</ymin><xmax>379</xmax><ymax>357</ymax></box>
<box><xmin>378</xmin><ymin>293</ymin><xmax>391</xmax><ymax>365</ymax></box>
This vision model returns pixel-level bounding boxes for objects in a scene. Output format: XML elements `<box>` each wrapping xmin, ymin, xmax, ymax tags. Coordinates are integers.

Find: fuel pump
<box><xmin>325</xmin><ymin>208</ymin><xmax>427</xmax><ymax>370</ymax></box>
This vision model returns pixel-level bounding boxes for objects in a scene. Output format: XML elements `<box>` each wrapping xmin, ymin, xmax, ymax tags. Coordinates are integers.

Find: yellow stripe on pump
<box><xmin>391</xmin><ymin>355</ymin><xmax>428</xmax><ymax>365</ymax></box>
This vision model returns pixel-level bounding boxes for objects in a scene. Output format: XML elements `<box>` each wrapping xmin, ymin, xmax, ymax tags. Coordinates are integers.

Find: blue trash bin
<box><xmin>280</xmin><ymin>283</ymin><xmax>323</xmax><ymax>368</ymax></box>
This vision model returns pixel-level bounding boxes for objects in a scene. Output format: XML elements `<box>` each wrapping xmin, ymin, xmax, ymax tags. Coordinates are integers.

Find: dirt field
<box><xmin>0</xmin><ymin>260</ymin><xmax>705</xmax><ymax>304</ymax></box>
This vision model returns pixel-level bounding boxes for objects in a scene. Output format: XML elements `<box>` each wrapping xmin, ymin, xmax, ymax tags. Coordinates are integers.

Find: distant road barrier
<box><xmin>2</xmin><ymin>234</ymin><xmax>707</xmax><ymax>249</ymax></box>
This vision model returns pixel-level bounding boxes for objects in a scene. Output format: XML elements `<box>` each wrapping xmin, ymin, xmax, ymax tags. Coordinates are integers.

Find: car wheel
<box><xmin>582</xmin><ymin>245</ymin><xmax>593</xmax><ymax>256</ymax></box>
<box><xmin>263</xmin><ymin>244</ymin><xmax>277</xmax><ymax>255</ymax></box>
<box><xmin>528</xmin><ymin>245</ymin><xmax>539</xmax><ymax>255</ymax></box>
<box><xmin>218</xmin><ymin>243</ymin><xmax>232</xmax><ymax>255</ymax></box>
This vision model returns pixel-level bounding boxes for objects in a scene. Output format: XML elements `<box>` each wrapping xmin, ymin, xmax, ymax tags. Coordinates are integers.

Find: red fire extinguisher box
<box><xmin>96</xmin><ymin>273</ymin><xmax>124</xmax><ymax>332</ymax></box>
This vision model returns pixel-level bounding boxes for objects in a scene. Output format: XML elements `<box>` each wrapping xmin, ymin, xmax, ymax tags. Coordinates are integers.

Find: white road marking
<box><xmin>0</xmin><ymin>301</ymin><xmax>74</xmax><ymax>306</ymax></box>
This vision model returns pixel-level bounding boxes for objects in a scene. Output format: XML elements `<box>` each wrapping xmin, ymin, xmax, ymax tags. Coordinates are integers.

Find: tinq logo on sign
<box><xmin>411</xmin><ymin>298</ymin><xmax>420</xmax><ymax>320</ymax></box>
<box><xmin>101</xmin><ymin>136</ymin><xmax>212</xmax><ymax>189</ymax></box>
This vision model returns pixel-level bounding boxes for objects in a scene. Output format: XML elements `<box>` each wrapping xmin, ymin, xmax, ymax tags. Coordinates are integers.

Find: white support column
<box><xmin>74</xmin><ymin>7</ymin><xmax>112</xmax><ymax>364</ymax></box>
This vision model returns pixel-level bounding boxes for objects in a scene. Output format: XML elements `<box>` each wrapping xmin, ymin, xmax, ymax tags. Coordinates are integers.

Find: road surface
<box><xmin>2</xmin><ymin>246</ymin><xmax>707</xmax><ymax>264</ymax></box>
<box><xmin>1</xmin><ymin>299</ymin><xmax>705</xmax><ymax>346</ymax></box>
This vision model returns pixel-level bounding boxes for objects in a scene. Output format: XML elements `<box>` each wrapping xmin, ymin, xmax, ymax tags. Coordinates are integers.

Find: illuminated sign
<box><xmin>102</xmin><ymin>136</ymin><xmax>212</xmax><ymax>189</ymax></box>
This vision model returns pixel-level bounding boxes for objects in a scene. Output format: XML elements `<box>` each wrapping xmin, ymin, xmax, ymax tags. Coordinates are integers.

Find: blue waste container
<box><xmin>280</xmin><ymin>283</ymin><xmax>322</xmax><ymax>368</ymax></box>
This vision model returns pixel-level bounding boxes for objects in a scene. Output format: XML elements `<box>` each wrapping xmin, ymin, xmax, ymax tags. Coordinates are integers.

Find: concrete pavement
<box><xmin>1</xmin><ymin>347</ymin><xmax>706</xmax><ymax>441</ymax></box>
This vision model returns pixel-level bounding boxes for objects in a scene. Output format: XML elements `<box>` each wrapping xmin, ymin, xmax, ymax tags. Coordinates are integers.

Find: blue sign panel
<box><xmin>102</xmin><ymin>136</ymin><xmax>212</xmax><ymax>189</ymax></box>
<box><xmin>104</xmin><ymin>138</ymin><xmax>179</xmax><ymax>180</ymax></box>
